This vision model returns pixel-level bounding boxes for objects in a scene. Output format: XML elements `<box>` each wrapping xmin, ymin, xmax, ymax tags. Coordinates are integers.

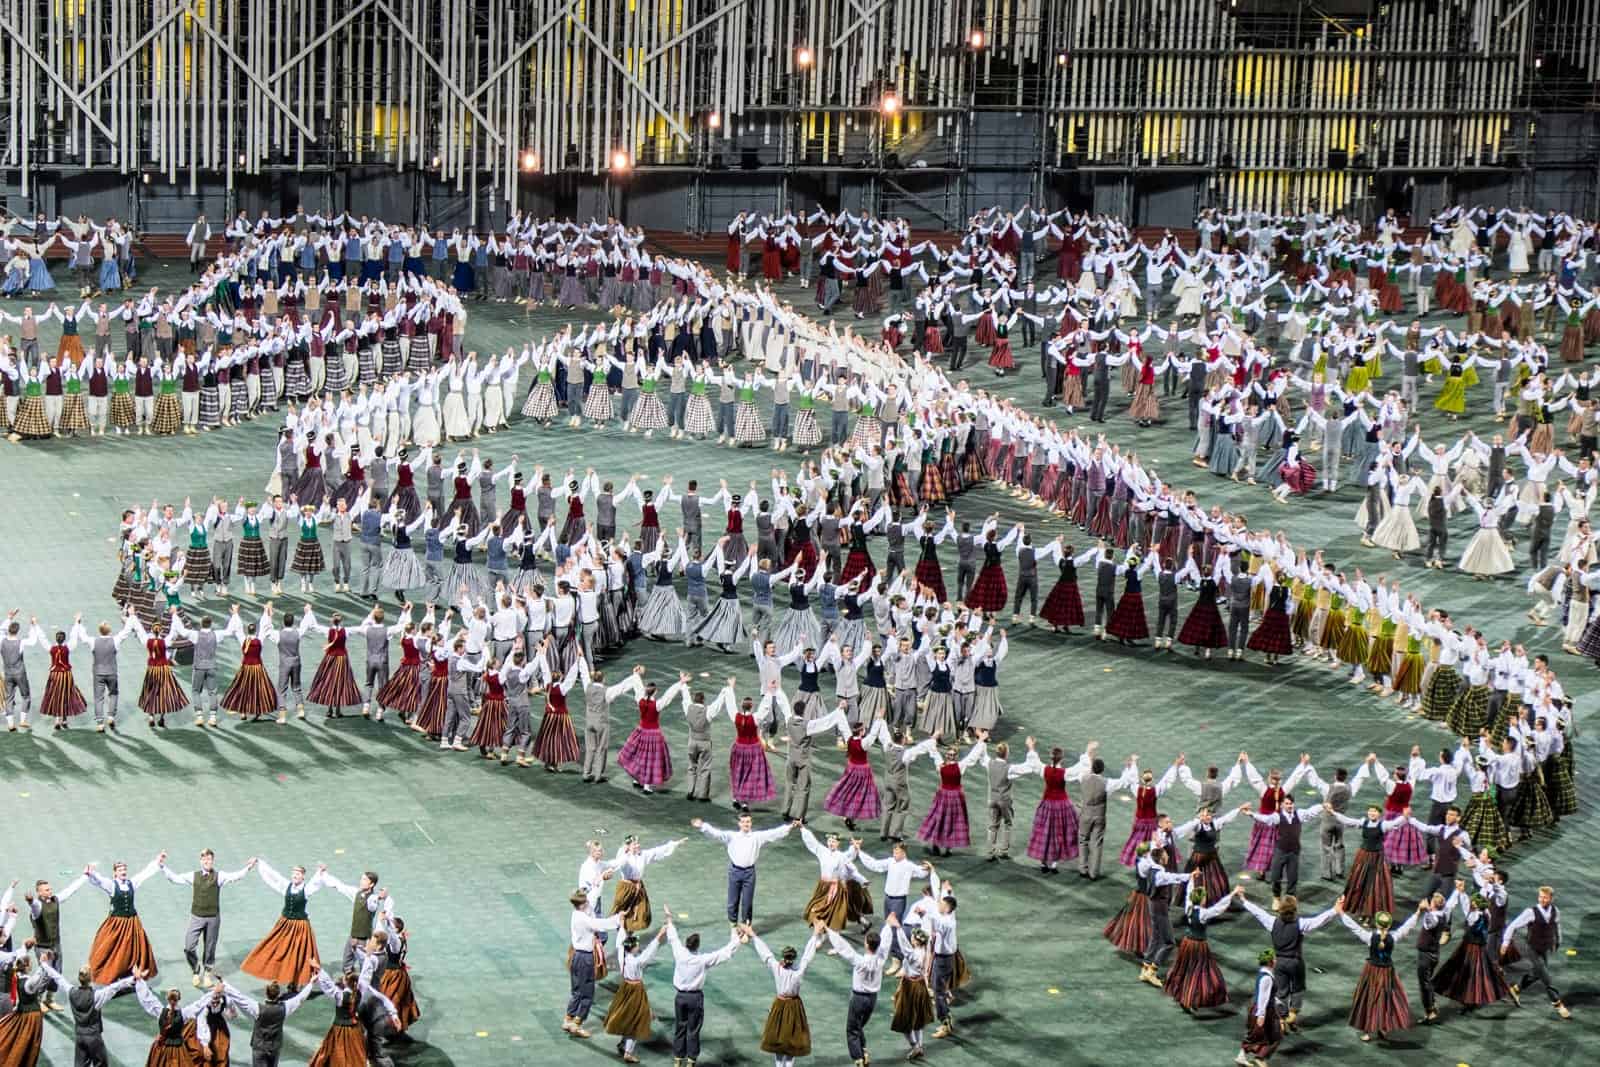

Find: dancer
<box><xmin>662</xmin><ymin>904</ymin><xmax>744</xmax><ymax>1067</ymax></box>
<box><xmin>240</xmin><ymin>862</ymin><xmax>327</xmax><ymax>989</ymax></box>
<box><xmin>1237</xmin><ymin>891</ymin><xmax>1341</xmax><ymax>1032</ymax></box>
<box><xmin>158</xmin><ymin>849</ymin><xmax>257</xmax><ymax>987</ymax></box>
<box><xmin>1432</xmin><ymin>893</ymin><xmax>1516</xmax><ymax>1010</ymax></box>
<box><xmin>216</xmin><ymin>975</ymin><xmax>321</xmax><ymax>1067</ymax></box>
<box><xmin>821</xmin><ymin>917</ymin><xmax>893</xmax><ymax>1067</ymax></box>
<box><xmin>0</xmin><ymin>946</ymin><xmax>60</xmax><ymax>1064</ymax></box>
<box><xmin>1163</xmin><ymin>883</ymin><xmax>1244</xmax><ymax>1013</ymax></box>
<box><xmin>1331</xmin><ymin>802</ymin><xmax>1410</xmax><ymax>922</ymax></box>
<box><xmin>129</xmin><ymin>970</ymin><xmax>210</xmax><ymax>1067</ymax></box>
<box><xmin>1335</xmin><ymin>902</ymin><xmax>1420</xmax><ymax>1042</ymax></box>
<box><xmin>609</xmin><ymin>835</ymin><xmax>684</xmax><ymax>933</ymax></box>
<box><xmin>747</xmin><ymin>925</ymin><xmax>822</xmax><ymax>1067</ymax></box>
<box><xmin>603</xmin><ymin>928</ymin><xmax>666</xmax><ymax>1064</ymax></box>
<box><xmin>1501</xmin><ymin>884</ymin><xmax>1573</xmax><ymax>1019</ymax></box>
<box><xmin>693</xmin><ymin>814</ymin><xmax>797</xmax><ymax>924</ymax></box>
<box><xmin>84</xmin><ymin>857</ymin><xmax>162</xmax><ymax>983</ymax></box>
<box><xmin>616</xmin><ymin>671</ymin><xmax>690</xmax><ymax>793</ymax></box>
<box><xmin>1238</xmin><ymin>949</ymin><xmax>1282</xmax><ymax>1067</ymax></box>
<box><xmin>564</xmin><ymin>890</ymin><xmax>626</xmax><ymax>1040</ymax></box>
<box><xmin>904</xmin><ymin>736</ymin><xmax>986</xmax><ymax>857</ymax></box>
<box><xmin>797</xmin><ymin>827</ymin><xmax>871</xmax><ymax>931</ymax></box>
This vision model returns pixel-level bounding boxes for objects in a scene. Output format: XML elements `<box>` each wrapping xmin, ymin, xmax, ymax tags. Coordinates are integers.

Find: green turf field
<box><xmin>0</xmin><ymin>260</ymin><xmax>1593</xmax><ymax>1066</ymax></box>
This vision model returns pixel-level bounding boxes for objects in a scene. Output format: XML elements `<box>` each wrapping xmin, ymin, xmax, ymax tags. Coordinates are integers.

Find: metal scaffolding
<box><xmin>0</xmin><ymin>0</ymin><xmax>1594</xmax><ymax>224</ymax></box>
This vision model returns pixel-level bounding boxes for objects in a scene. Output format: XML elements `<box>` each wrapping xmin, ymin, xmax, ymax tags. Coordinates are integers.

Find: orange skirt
<box><xmin>307</xmin><ymin>1024</ymin><xmax>367</xmax><ymax>1067</ymax></box>
<box><xmin>241</xmin><ymin>917</ymin><xmax>320</xmax><ymax>984</ymax></box>
<box><xmin>145</xmin><ymin>1041</ymin><xmax>190</xmax><ymax>1067</ymax></box>
<box><xmin>0</xmin><ymin>1010</ymin><xmax>44</xmax><ymax>1067</ymax></box>
<box><xmin>377</xmin><ymin>967</ymin><xmax>421</xmax><ymax>1032</ymax></box>
<box><xmin>603</xmin><ymin>979</ymin><xmax>653</xmax><ymax>1039</ymax></box>
<box><xmin>89</xmin><ymin>914</ymin><xmax>158</xmax><ymax>984</ymax></box>
<box><xmin>183</xmin><ymin>1019</ymin><xmax>230</xmax><ymax>1066</ymax></box>
<box><xmin>803</xmin><ymin>879</ymin><xmax>851</xmax><ymax>929</ymax></box>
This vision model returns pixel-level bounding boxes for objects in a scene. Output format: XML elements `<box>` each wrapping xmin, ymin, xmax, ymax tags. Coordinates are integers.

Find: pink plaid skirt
<box><xmin>1118</xmin><ymin>816</ymin><xmax>1158</xmax><ymax>866</ymax></box>
<box><xmin>1242</xmin><ymin>821</ymin><xmax>1278</xmax><ymax>872</ymax></box>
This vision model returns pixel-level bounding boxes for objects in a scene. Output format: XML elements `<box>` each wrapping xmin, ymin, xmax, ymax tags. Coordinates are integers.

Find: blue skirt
<box><xmin>404</xmin><ymin>256</ymin><xmax>425</xmax><ymax>277</ymax></box>
<box><xmin>2</xmin><ymin>266</ymin><xmax>26</xmax><ymax>293</ymax></box>
<box><xmin>452</xmin><ymin>262</ymin><xmax>475</xmax><ymax>292</ymax></box>
<box><xmin>328</xmin><ymin>260</ymin><xmax>346</xmax><ymax>282</ymax></box>
<box><xmin>360</xmin><ymin>258</ymin><xmax>384</xmax><ymax>283</ymax></box>
<box><xmin>26</xmin><ymin>258</ymin><xmax>55</xmax><ymax>290</ymax></box>
<box><xmin>98</xmin><ymin>260</ymin><xmax>122</xmax><ymax>291</ymax></box>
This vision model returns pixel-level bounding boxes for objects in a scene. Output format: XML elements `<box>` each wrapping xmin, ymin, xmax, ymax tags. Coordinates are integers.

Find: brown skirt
<box><xmin>803</xmin><ymin>879</ymin><xmax>851</xmax><ymax>929</ymax></box>
<box><xmin>0</xmin><ymin>1010</ymin><xmax>44</xmax><ymax>1067</ymax></box>
<box><xmin>145</xmin><ymin>1042</ymin><xmax>190</xmax><ymax>1067</ymax></box>
<box><xmin>891</xmin><ymin>977</ymin><xmax>936</xmax><ymax>1033</ymax></box>
<box><xmin>89</xmin><ymin>914</ymin><xmax>158</xmax><ymax>984</ymax></box>
<box><xmin>307</xmin><ymin>1024</ymin><xmax>367</xmax><ymax>1067</ymax></box>
<box><xmin>951</xmin><ymin>949</ymin><xmax>972</xmax><ymax>990</ymax></box>
<box><xmin>760</xmin><ymin>996</ymin><xmax>811</xmax><ymax>1057</ymax></box>
<box><xmin>603</xmin><ymin>979</ymin><xmax>653</xmax><ymax>1039</ymax></box>
<box><xmin>846</xmin><ymin>881</ymin><xmax>874</xmax><ymax>923</ymax></box>
<box><xmin>241</xmin><ymin>916</ymin><xmax>320</xmax><ymax>984</ymax></box>
<box><xmin>611</xmin><ymin>879</ymin><xmax>652</xmax><ymax>932</ymax></box>
<box><xmin>183</xmin><ymin>1018</ymin><xmax>231</xmax><ymax>1066</ymax></box>
<box><xmin>377</xmin><ymin>966</ymin><xmax>421</xmax><ymax>1032</ymax></box>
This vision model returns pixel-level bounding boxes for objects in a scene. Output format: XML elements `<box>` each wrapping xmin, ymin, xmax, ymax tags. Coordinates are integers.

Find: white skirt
<box><xmin>1372</xmin><ymin>503</ymin><xmax>1420</xmax><ymax>552</ymax></box>
<box><xmin>413</xmin><ymin>406</ymin><xmax>441</xmax><ymax>447</ymax></box>
<box><xmin>1458</xmin><ymin>528</ymin><xmax>1514</xmax><ymax>575</ymax></box>
<box><xmin>442</xmin><ymin>393</ymin><xmax>471</xmax><ymax>438</ymax></box>
<box><xmin>483</xmin><ymin>387</ymin><xmax>505</xmax><ymax>429</ymax></box>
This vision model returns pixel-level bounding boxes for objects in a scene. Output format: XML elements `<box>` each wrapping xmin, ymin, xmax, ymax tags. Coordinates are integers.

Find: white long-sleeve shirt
<box><xmin>665</xmin><ymin>926</ymin><xmax>741</xmax><ymax>991</ymax></box>
<box><xmin>696</xmin><ymin>821</ymin><xmax>794</xmax><ymax>867</ymax></box>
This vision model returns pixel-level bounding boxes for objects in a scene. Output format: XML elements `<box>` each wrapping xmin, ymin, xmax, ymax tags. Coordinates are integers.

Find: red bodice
<box><xmin>1135</xmin><ymin>785</ymin><xmax>1158</xmax><ymax>819</ymax></box>
<box><xmin>146</xmin><ymin>637</ymin><xmax>170</xmax><ymax>668</ymax></box>
<box><xmin>734</xmin><ymin>712</ymin><xmax>760</xmax><ymax>744</ymax></box>
<box><xmin>1385</xmin><ymin>781</ymin><xmax>1412</xmax><ymax>815</ymax></box>
<box><xmin>324</xmin><ymin>628</ymin><xmax>348</xmax><ymax>655</ymax></box>
<box><xmin>1042</xmin><ymin>765</ymin><xmax>1068</xmax><ymax>801</ymax></box>
<box><xmin>637</xmin><ymin>699</ymin><xmax>660</xmax><ymax>730</ymax></box>
<box><xmin>399</xmin><ymin>637</ymin><xmax>420</xmax><ymax>666</ymax></box>
<box><xmin>241</xmin><ymin>638</ymin><xmax>263</xmax><ymax>666</ymax></box>
<box><xmin>1257</xmin><ymin>786</ymin><xmax>1284</xmax><ymax>814</ymax></box>
<box><xmin>846</xmin><ymin>737</ymin><xmax>869</xmax><ymax>765</ymax></box>
<box><xmin>484</xmin><ymin>673</ymin><xmax>505</xmax><ymax>701</ymax></box>
<box><xmin>938</xmin><ymin>762</ymin><xmax>964</xmax><ymax>790</ymax></box>
<box><xmin>49</xmin><ymin>645</ymin><xmax>72</xmax><ymax>672</ymax></box>
<box><xmin>726</xmin><ymin>510</ymin><xmax>743</xmax><ymax>533</ymax></box>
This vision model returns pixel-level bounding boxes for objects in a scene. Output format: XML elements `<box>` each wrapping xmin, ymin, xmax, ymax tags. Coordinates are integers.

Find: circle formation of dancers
<box><xmin>3</xmin><ymin>198</ymin><xmax>1593</xmax><ymax>1064</ymax></box>
<box><xmin>0</xmin><ymin>851</ymin><xmax>415</xmax><ymax>1067</ymax></box>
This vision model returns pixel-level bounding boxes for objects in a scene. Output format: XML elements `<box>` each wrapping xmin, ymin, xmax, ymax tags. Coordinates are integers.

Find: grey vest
<box><xmin>192</xmin><ymin>629</ymin><xmax>219</xmax><ymax>670</ymax></box>
<box><xmin>681</xmin><ymin>492</ymin><xmax>701</xmax><ymax>529</ymax></box>
<box><xmin>785</xmin><ymin>716</ymin><xmax>815</xmax><ymax>767</ymax></box>
<box><xmin>362</xmin><ymin>624</ymin><xmax>389</xmax><ymax>666</ymax></box>
<box><xmin>987</xmin><ymin>758</ymin><xmax>1013</xmax><ymax>806</ymax></box>
<box><xmin>276</xmin><ymin>627</ymin><xmax>301</xmax><ymax>668</ymax></box>
<box><xmin>584</xmin><ymin>683</ymin><xmax>611</xmax><ymax>729</ymax></box>
<box><xmin>685</xmin><ymin>701</ymin><xmax>711</xmax><ymax>743</ymax></box>
<box><xmin>92</xmin><ymin>635</ymin><xmax>120</xmax><ymax>676</ymax></box>
<box><xmin>1080</xmin><ymin>772</ymin><xmax>1108</xmax><ymax>815</ymax></box>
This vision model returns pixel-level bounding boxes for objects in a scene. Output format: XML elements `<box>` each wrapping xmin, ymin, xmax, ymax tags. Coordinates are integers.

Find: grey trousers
<box><xmin>92</xmin><ymin>672</ymin><xmax>118</xmax><ymax>722</ymax></box>
<box><xmin>881</xmin><ymin>781</ymin><xmax>910</xmax><ymax>840</ymax></box>
<box><xmin>783</xmin><ymin>760</ymin><xmax>812</xmax><ymax>820</ymax></box>
<box><xmin>193</xmin><ymin>668</ymin><xmax>218</xmax><ymax>711</ymax></box>
<box><xmin>583</xmin><ymin>723</ymin><xmax>610</xmax><ymax>778</ymax></box>
<box><xmin>685</xmin><ymin>737</ymin><xmax>713</xmax><ymax>799</ymax></box>
<box><xmin>443</xmin><ymin>693</ymin><xmax>471</xmax><ymax>740</ymax></box>
<box><xmin>889</xmin><ymin>687</ymin><xmax>917</xmax><ymax>730</ymax></box>
<box><xmin>358</xmin><ymin>544</ymin><xmax>384</xmax><ymax>594</ymax></box>
<box><xmin>986</xmin><ymin>799</ymin><xmax>1014</xmax><ymax>857</ymax></box>
<box><xmin>212</xmin><ymin>540</ymin><xmax>235</xmax><ymax>585</ymax></box>
<box><xmin>267</xmin><ymin>538</ymin><xmax>289</xmax><ymax>581</ymax></box>
<box><xmin>184</xmin><ymin>914</ymin><xmax>221</xmax><ymax>972</ymax></box>
<box><xmin>364</xmin><ymin>661</ymin><xmax>390</xmax><ymax>701</ymax></box>
<box><xmin>331</xmin><ymin>541</ymin><xmax>352</xmax><ymax>583</ymax></box>
<box><xmin>1078</xmin><ymin>811</ymin><xmax>1106</xmax><ymax>878</ymax></box>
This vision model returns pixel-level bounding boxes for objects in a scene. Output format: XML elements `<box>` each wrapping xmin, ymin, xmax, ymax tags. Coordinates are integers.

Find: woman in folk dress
<box><xmin>747</xmin><ymin>928</ymin><xmax>822</xmax><ymax>1066</ymax></box>
<box><xmin>904</xmin><ymin>737</ymin><xmax>987</xmax><ymax>857</ymax></box>
<box><xmin>84</xmin><ymin>857</ymin><xmax>163</xmax><ymax>983</ymax></box>
<box><xmin>603</xmin><ymin>929</ymin><xmax>667</xmax><ymax>1063</ymax></box>
<box><xmin>616</xmin><ymin>673</ymin><xmax>689</xmax><ymax>793</ymax></box>
<box><xmin>241</xmin><ymin>862</ymin><xmax>328</xmax><ymax>989</ymax></box>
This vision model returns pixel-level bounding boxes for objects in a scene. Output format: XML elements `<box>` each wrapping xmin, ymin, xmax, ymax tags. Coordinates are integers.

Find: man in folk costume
<box><xmin>158</xmin><ymin>850</ymin><xmax>257</xmax><ymax>987</ymax></box>
<box><xmin>1501</xmin><ymin>885</ymin><xmax>1574</xmax><ymax>1019</ymax></box>
<box><xmin>187</xmin><ymin>216</ymin><xmax>212</xmax><ymax>273</ymax></box>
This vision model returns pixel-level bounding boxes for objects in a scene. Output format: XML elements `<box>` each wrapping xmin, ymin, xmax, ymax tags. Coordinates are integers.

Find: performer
<box><xmin>904</xmin><ymin>737</ymin><xmax>986</xmax><ymax>857</ymax></box>
<box><xmin>820</xmin><ymin>918</ymin><xmax>892</xmax><ymax>1067</ymax></box>
<box><xmin>57</xmin><ymin>964</ymin><xmax>135</xmax><ymax>1067</ymax></box>
<box><xmin>317</xmin><ymin>868</ymin><xmax>393</xmax><ymax>973</ymax></box>
<box><xmin>41</xmin><ymin>618</ymin><xmax>91</xmax><ymax>728</ymax></box>
<box><xmin>305</xmin><ymin>961</ymin><xmax>401</xmax><ymax>1067</ymax></box>
<box><xmin>127</xmin><ymin>613</ymin><xmax>187</xmax><ymax>728</ymax></box>
<box><xmin>1241</xmin><ymin>793</ymin><xmax>1324</xmax><ymax>907</ymax></box>
<box><xmin>885</xmin><ymin>912</ymin><xmax>935</xmax><ymax>1058</ymax></box>
<box><xmin>0</xmin><ymin>945</ymin><xmax>60</xmax><ymax>1064</ymax></box>
<box><xmin>240</xmin><ymin>862</ymin><xmax>327</xmax><ymax>989</ymax></box>
<box><xmin>1239</xmin><ymin>949</ymin><xmax>1282</xmax><ymax>1067</ymax></box>
<box><xmin>692</xmin><ymin>814</ymin><xmax>797</xmax><ymax>924</ymax></box>
<box><xmin>662</xmin><ymin>905</ymin><xmax>743</xmax><ymax>1067</ymax></box>
<box><xmin>84</xmin><ymin>857</ymin><xmax>161</xmax><ymax>983</ymax></box>
<box><xmin>368</xmin><ymin>912</ymin><xmax>420</xmax><ymax>1034</ymax></box>
<box><xmin>1335</xmin><ymin>903</ymin><xmax>1420</xmax><ymax>1042</ymax></box>
<box><xmin>797</xmin><ymin>827</ymin><xmax>871</xmax><ymax>931</ymax></box>
<box><xmin>609</xmin><ymin>835</ymin><xmax>684</xmax><ymax>933</ymax></box>
<box><xmin>1330</xmin><ymin>803</ymin><xmax>1410</xmax><ymax>922</ymax></box>
<box><xmin>303</xmin><ymin>610</ymin><xmax>364</xmax><ymax>718</ymax></box>
<box><xmin>824</xmin><ymin>716</ymin><xmax>886</xmax><ymax>830</ymax></box>
<box><xmin>1432</xmin><ymin>893</ymin><xmax>1516</xmax><ymax>1010</ymax></box>
<box><xmin>1501</xmin><ymin>884</ymin><xmax>1572</xmax><ymax>1019</ymax></box>
<box><xmin>564</xmin><ymin>890</ymin><xmax>626</xmax><ymax>1039</ymax></box>
<box><xmin>158</xmin><ymin>849</ymin><xmax>257</xmax><ymax>987</ymax></box>
<box><xmin>1163</xmin><ymin>883</ymin><xmax>1243</xmax><ymax>1013</ymax></box>
<box><xmin>617</xmin><ymin>672</ymin><xmax>690</xmax><ymax>793</ymax></box>
<box><xmin>747</xmin><ymin>926</ymin><xmax>822</xmax><ymax>1067</ymax></box>
<box><xmin>129</xmin><ymin>970</ymin><xmax>210</xmax><ymax>1067</ymax></box>
<box><xmin>603</xmin><ymin>928</ymin><xmax>666</xmax><ymax>1064</ymax></box>
<box><xmin>1237</xmin><ymin>892</ymin><xmax>1341</xmax><ymax>1032</ymax></box>
<box><xmin>217</xmin><ymin>974</ymin><xmax>321</xmax><ymax>1067</ymax></box>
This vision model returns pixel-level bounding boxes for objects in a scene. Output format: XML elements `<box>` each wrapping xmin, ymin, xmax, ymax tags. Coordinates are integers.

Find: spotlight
<box><xmin>611</xmin><ymin>150</ymin><xmax>630</xmax><ymax>172</ymax></box>
<box><xmin>521</xmin><ymin>150</ymin><xmax>538</xmax><ymax>171</ymax></box>
<box><xmin>708</xmin><ymin>111</ymin><xmax>721</xmax><ymax>130</ymax></box>
<box><xmin>1057</xmin><ymin>51</ymin><xmax>1068</xmax><ymax>66</ymax></box>
<box><xmin>796</xmin><ymin>46</ymin><xmax>813</xmax><ymax>69</ymax></box>
<box><xmin>430</xmin><ymin>154</ymin><xmax>441</xmax><ymax>168</ymax></box>
<box><xmin>880</xmin><ymin>92</ymin><xmax>900</xmax><ymax>115</ymax></box>
<box><xmin>969</xmin><ymin>29</ymin><xmax>985</xmax><ymax>50</ymax></box>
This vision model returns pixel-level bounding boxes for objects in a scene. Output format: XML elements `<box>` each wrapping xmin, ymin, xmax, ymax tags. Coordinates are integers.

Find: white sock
<box><xmin>623</xmin><ymin>1039</ymin><xmax>636</xmax><ymax>1054</ymax></box>
<box><xmin>909</xmin><ymin>1029</ymin><xmax>922</xmax><ymax>1046</ymax></box>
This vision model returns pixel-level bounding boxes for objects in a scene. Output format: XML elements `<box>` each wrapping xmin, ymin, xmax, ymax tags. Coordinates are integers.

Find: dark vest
<box><xmin>69</xmin><ymin>984</ymin><xmax>105</xmax><ymax>1033</ymax></box>
<box><xmin>250</xmin><ymin>1001</ymin><xmax>288</xmax><ymax>1052</ymax></box>
<box><xmin>350</xmin><ymin>889</ymin><xmax>375</xmax><ymax>939</ymax></box>
<box><xmin>191</xmin><ymin>870</ymin><xmax>221</xmax><ymax>917</ymax></box>
<box><xmin>1275</xmin><ymin>813</ymin><xmax>1303</xmax><ymax>854</ymax></box>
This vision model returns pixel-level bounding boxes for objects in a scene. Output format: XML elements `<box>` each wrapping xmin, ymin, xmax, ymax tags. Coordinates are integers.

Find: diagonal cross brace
<box><xmin>0</xmin><ymin>12</ymin><xmax>119</xmax><ymax>142</ymax></box>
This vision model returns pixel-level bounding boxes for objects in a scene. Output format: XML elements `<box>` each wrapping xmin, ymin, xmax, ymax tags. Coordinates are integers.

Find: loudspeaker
<box><xmin>1328</xmin><ymin>148</ymin><xmax>1348</xmax><ymax>170</ymax></box>
<box><xmin>740</xmin><ymin>148</ymin><xmax>760</xmax><ymax>170</ymax></box>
